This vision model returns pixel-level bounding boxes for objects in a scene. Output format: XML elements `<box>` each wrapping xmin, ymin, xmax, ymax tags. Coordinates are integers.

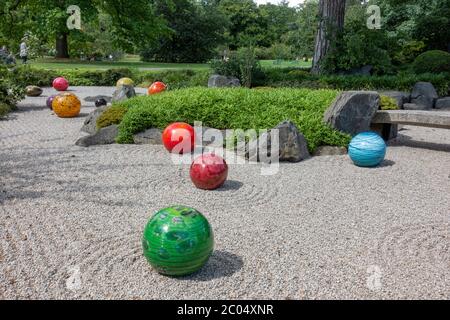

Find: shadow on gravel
<box><xmin>389</xmin><ymin>133</ymin><xmax>450</xmax><ymax>152</ymax></box>
<box><xmin>217</xmin><ymin>180</ymin><xmax>244</xmax><ymax>191</ymax></box>
<box><xmin>378</xmin><ymin>159</ymin><xmax>396</xmax><ymax>168</ymax></box>
<box><xmin>182</xmin><ymin>250</ymin><xmax>243</xmax><ymax>282</ymax></box>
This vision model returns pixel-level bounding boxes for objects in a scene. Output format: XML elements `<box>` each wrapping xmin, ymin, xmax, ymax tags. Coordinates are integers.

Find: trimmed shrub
<box><xmin>96</xmin><ymin>105</ymin><xmax>128</xmax><ymax>129</ymax></box>
<box><xmin>115</xmin><ymin>87</ymin><xmax>350</xmax><ymax>152</ymax></box>
<box><xmin>380</xmin><ymin>96</ymin><xmax>399</xmax><ymax>110</ymax></box>
<box><xmin>0</xmin><ymin>102</ymin><xmax>11</xmax><ymax>118</ymax></box>
<box><xmin>138</xmin><ymin>69</ymin><xmax>211</xmax><ymax>89</ymax></box>
<box><xmin>413</xmin><ymin>50</ymin><xmax>450</xmax><ymax>74</ymax></box>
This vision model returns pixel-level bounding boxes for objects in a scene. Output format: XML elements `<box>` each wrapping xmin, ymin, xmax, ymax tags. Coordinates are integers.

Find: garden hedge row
<box><xmin>113</xmin><ymin>87</ymin><xmax>350</xmax><ymax>152</ymax></box>
<box><xmin>13</xmin><ymin>66</ymin><xmax>450</xmax><ymax>96</ymax></box>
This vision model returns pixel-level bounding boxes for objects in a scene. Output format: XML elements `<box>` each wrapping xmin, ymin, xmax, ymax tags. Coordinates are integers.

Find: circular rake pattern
<box><xmin>376</xmin><ymin>222</ymin><xmax>449</xmax><ymax>272</ymax></box>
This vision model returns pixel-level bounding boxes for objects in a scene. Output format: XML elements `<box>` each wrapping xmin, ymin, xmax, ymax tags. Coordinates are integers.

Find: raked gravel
<box><xmin>0</xmin><ymin>87</ymin><xmax>449</xmax><ymax>300</ymax></box>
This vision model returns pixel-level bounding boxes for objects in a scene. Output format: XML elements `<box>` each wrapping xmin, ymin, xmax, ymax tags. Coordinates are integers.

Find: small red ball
<box><xmin>162</xmin><ymin>122</ymin><xmax>195</xmax><ymax>154</ymax></box>
<box><xmin>148</xmin><ymin>81</ymin><xmax>167</xmax><ymax>95</ymax></box>
<box><xmin>53</xmin><ymin>77</ymin><xmax>69</xmax><ymax>91</ymax></box>
<box><xmin>190</xmin><ymin>154</ymin><xmax>228</xmax><ymax>190</ymax></box>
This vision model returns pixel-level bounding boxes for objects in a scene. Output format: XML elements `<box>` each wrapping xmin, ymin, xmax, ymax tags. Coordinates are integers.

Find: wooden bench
<box><xmin>371</xmin><ymin>110</ymin><xmax>450</xmax><ymax>140</ymax></box>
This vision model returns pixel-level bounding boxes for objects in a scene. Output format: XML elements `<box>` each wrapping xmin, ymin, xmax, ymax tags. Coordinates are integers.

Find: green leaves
<box><xmin>115</xmin><ymin>87</ymin><xmax>349</xmax><ymax>151</ymax></box>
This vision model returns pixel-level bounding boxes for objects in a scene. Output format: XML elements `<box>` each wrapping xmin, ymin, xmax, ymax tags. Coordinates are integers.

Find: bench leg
<box><xmin>370</xmin><ymin>123</ymin><xmax>398</xmax><ymax>141</ymax></box>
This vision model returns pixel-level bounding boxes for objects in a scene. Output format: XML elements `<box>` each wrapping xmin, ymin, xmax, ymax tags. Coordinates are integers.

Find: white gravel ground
<box><xmin>0</xmin><ymin>87</ymin><xmax>449</xmax><ymax>300</ymax></box>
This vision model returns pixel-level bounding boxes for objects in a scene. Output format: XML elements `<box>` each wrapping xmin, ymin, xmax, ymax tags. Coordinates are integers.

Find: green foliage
<box><xmin>257</xmin><ymin>68</ymin><xmax>450</xmax><ymax>96</ymax></box>
<box><xmin>412</xmin><ymin>50</ymin><xmax>450</xmax><ymax>74</ymax></box>
<box><xmin>115</xmin><ymin>87</ymin><xmax>350</xmax><ymax>152</ymax></box>
<box><xmin>0</xmin><ymin>102</ymin><xmax>11</xmax><ymax>118</ymax></box>
<box><xmin>211</xmin><ymin>48</ymin><xmax>263</xmax><ymax>87</ymax></box>
<box><xmin>0</xmin><ymin>65</ymin><xmax>25</xmax><ymax>109</ymax></box>
<box><xmin>96</xmin><ymin>105</ymin><xmax>128</xmax><ymax>129</ymax></box>
<box><xmin>392</xmin><ymin>40</ymin><xmax>426</xmax><ymax>66</ymax></box>
<box><xmin>380</xmin><ymin>96</ymin><xmax>399</xmax><ymax>110</ymax></box>
<box><xmin>139</xmin><ymin>69</ymin><xmax>211</xmax><ymax>89</ymax></box>
<box><xmin>323</xmin><ymin>4</ymin><xmax>394</xmax><ymax>75</ymax></box>
<box><xmin>141</xmin><ymin>0</ymin><xmax>227</xmax><ymax>63</ymax></box>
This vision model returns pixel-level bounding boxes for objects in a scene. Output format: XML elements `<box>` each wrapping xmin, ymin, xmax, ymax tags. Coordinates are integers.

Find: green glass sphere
<box><xmin>142</xmin><ymin>206</ymin><xmax>214</xmax><ymax>277</ymax></box>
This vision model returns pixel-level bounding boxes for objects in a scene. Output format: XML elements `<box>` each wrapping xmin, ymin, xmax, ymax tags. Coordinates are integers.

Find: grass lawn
<box><xmin>29</xmin><ymin>55</ymin><xmax>311</xmax><ymax>72</ymax></box>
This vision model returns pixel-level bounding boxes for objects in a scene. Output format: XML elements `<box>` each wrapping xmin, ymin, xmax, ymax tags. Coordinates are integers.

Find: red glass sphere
<box><xmin>148</xmin><ymin>81</ymin><xmax>167</xmax><ymax>95</ymax></box>
<box><xmin>53</xmin><ymin>77</ymin><xmax>69</xmax><ymax>91</ymax></box>
<box><xmin>190</xmin><ymin>153</ymin><xmax>228</xmax><ymax>190</ymax></box>
<box><xmin>162</xmin><ymin>122</ymin><xmax>195</xmax><ymax>154</ymax></box>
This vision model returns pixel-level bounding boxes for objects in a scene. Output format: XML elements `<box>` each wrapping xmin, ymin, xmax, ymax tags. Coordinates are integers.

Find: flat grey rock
<box><xmin>324</xmin><ymin>91</ymin><xmax>380</xmax><ymax>136</ymax></box>
<box><xmin>208</xmin><ymin>75</ymin><xmax>241</xmax><ymax>88</ymax></box>
<box><xmin>247</xmin><ymin>120</ymin><xmax>310</xmax><ymax>163</ymax></box>
<box><xmin>133</xmin><ymin>128</ymin><xmax>163</xmax><ymax>145</ymax></box>
<box><xmin>404</xmin><ymin>103</ymin><xmax>427</xmax><ymax>111</ymax></box>
<box><xmin>435</xmin><ymin>97</ymin><xmax>450</xmax><ymax>110</ymax></box>
<box><xmin>112</xmin><ymin>85</ymin><xmax>136</xmax><ymax>103</ymax></box>
<box><xmin>76</xmin><ymin>125</ymin><xmax>119</xmax><ymax>147</ymax></box>
<box><xmin>410</xmin><ymin>82</ymin><xmax>438</xmax><ymax>109</ymax></box>
<box><xmin>84</xmin><ymin>95</ymin><xmax>112</xmax><ymax>103</ymax></box>
<box><xmin>81</xmin><ymin>106</ymin><xmax>108</xmax><ymax>134</ymax></box>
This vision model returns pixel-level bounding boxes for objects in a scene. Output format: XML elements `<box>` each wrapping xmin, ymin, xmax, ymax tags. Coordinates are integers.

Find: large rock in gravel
<box><xmin>84</xmin><ymin>95</ymin><xmax>112</xmax><ymax>103</ymax></box>
<box><xmin>133</xmin><ymin>128</ymin><xmax>163</xmax><ymax>145</ymax></box>
<box><xmin>25</xmin><ymin>86</ymin><xmax>43</xmax><ymax>97</ymax></box>
<box><xmin>112</xmin><ymin>85</ymin><xmax>136</xmax><ymax>103</ymax></box>
<box><xmin>324</xmin><ymin>91</ymin><xmax>380</xmax><ymax>136</ymax></box>
<box><xmin>81</xmin><ymin>105</ymin><xmax>108</xmax><ymax>134</ymax></box>
<box><xmin>379</xmin><ymin>91</ymin><xmax>410</xmax><ymax>109</ymax></box>
<box><xmin>435</xmin><ymin>97</ymin><xmax>450</xmax><ymax>110</ymax></box>
<box><xmin>76</xmin><ymin>125</ymin><xmax>119</xmax><ymax>147</ymax></box>
<box><xmin>247</xmin><ymin>120</ymin><xmax>309</xmax><ymax>163</ymax></box>
<box><xmin>208</xmin><ymin>75</ymin><xmax>241</xmax><ymax>88</ymax></box>
<box><xmin>410</xmin><ymin>82</ymin><xmax>438</xmax><ymax>109</ymax></box>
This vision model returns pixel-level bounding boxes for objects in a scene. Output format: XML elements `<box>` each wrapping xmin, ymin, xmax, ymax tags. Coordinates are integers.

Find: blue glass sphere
<box><xmin>349</xmin><ymin>132</ymin><xmax>386</xmax><ymax>167</ymax></box>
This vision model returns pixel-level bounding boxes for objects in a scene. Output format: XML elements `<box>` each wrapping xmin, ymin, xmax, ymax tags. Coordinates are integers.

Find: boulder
<box><xmin>81</xmin><ymin>105</ymin><xmax>108</xmax><ymax>134</ymax></box>
<box><xmin>410</xmin><ymin>82</ymin><xmax>438</xmax><ymax>109</ymax></box>
<box><xmin>247</xmin><ymin>120</ymin><xmax>310</xmax><ymax>163</ymax></box>
<box><xmin>133</xmin><ymin>128</ymin><xmax>163</xmax><ymax>145</ymax></box>
<box><xmin>324</xmin><ymin>91</ymin><xmax>380</xmax><ymax>136</ymax></box>
<box><xmin>208</xmin><ymin>75</ymin><xmax>241</xmax><ymax>88</ymax></box>
<box><xmin>84</xmin><ymin>95</ymin><xmax>112</xmax><ymax>103</ymax></box>
<box><xmin>435</xmin><ymin>97</ymin><xmax>450</xmax><ymax>110</ymax></box>
<box><xmin>25</xmin><ymin>86</ymin><xmax>43</xmax><ymax>97</ymax></box>
<box><xmin>75</xmin><ymin>125</ymin><xmax>119</xmax><ymax>147</ymax></box>
<box><xmin>379</xmin><ymin>91</ymin><xmax>410</xmax><ymax>109</ymax></box>
<box><xmin>313</xmin><ymin>146</ymin><xmax>347</xmax><ymax>156</ymax></box>
<box><xmin>112</xmin><ymin>85</ymin><xmax>136</xmax><ymax>103</ymax></box>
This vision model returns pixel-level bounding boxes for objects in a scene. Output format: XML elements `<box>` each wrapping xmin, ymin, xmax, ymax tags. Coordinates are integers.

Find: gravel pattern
<box><xmin>0</xmin><ymin>87</ymin><xmax>449</xmax><ymax>300</ymax></box>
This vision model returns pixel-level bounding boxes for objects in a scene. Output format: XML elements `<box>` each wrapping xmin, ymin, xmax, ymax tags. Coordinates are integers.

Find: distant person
<box><xmin>19</xmin><ymin>41</ymin><xmax>28</xmax><ymax>64</ymax></box>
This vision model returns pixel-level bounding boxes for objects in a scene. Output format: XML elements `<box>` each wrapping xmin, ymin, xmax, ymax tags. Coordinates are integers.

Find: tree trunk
<box><xmin>311</xmin><ymin>0</ymin><xmax>346</xmax><ymax>75</ymax></box>
<box><xmin>56</xmin><ymin>33</ymin><xmax>69</xmax><ymax>59</ymax></box>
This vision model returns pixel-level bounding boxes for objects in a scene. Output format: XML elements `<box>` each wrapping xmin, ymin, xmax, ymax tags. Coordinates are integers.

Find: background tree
<box><xmin>311</xmin><ymin>0</ymin><xmax>346</xmax><ymax>74</ymax></box>
<box><xmin>142</xmin><ymin>0</ymin><xmax>227</xmax><ymax>63</ymax></box>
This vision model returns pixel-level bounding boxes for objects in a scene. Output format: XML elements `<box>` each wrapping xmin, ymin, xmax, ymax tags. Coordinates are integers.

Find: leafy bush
<box><xmin>380</xmin><ymin>96</ymin><xmax>399</xmax><ymax>110</ymax></box>
<box><xmin>257</xmin><ymin>69</ymin><xmax>450</xmax><ymax>96</ymax></box>
<box><xmin>115</xmin><ymin>87</ymin><xmax>350</xmax><ymax>152</ymax></box>
<box><xmin>96</xmin><ymin>105</ymin><xmax>128</xmax><ymax>129</ymax></box>
<box><xmin>138</xmin><ymin>69</ymin><xmax>211</xmax><ymax>89</ymax></box>
<box><xmin>412</xmin><ymin>50</ymin><xmax>450</xmax><ymax>74</ymax></box>
<box><xmin>0</xmin><ymin>66</ymin><xmax>25</xmax><ymax>110</ymax></box>
<box><xmin>210</xmin><ymin>47</ymin><xmax>264</xmax><ymax>87</ymax></box>
<box><xmin>0</xmin><ymin>102</ymin><xmax>11</xmax><ymax>118</ymax></box>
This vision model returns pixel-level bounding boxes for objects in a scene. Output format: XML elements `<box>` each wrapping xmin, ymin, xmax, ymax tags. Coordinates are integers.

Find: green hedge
<box><xmin>13</xmin><ymin>66</ymin><xmax>450</xmax><ymax>97</ymax></box>
<box><xmin>413</xmin><ymin>50</ymin><xmax>450</xmax><ymax>74</ymax></box>
<box><xmin>115</xmin><ymin>87</ymin><xmax>350</xmax><ymax>152</ymax></box>
<box><xmin>256</xmin><ymin>68</ymin><xmax>450</xmax><ymax>96</ymax></box>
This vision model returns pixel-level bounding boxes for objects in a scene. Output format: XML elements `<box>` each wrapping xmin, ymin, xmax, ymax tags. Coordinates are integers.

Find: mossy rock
<box><xmin>96</xmin><ymin>105</ymin><xmax>128</xmax><ymax>129</ymax></box>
